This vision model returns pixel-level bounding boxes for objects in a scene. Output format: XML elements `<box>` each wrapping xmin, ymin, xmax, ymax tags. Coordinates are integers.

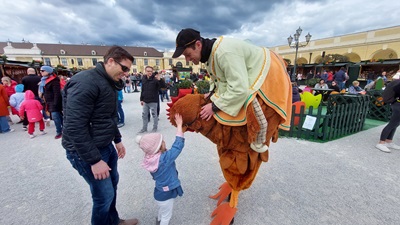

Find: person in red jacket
<box><xmin>1</xmin><ymin>76</ymin><xmax>18</xmax><ymax>123</ymax></box>
<box><xmin>0</xmin><ymin>84</ymin><xmax>14</xmax><ymax>133</ymax></box>
<box><xmin>19</xmin><ymin>90</ymin><xmax>46</xmax><ymax>138</ymax></box>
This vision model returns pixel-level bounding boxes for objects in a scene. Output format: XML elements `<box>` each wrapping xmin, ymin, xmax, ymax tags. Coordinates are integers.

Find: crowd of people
<box><xmin>0</xmin><ymin>67</ymin><xmax>65</xmax><ymax>138</ymax></box>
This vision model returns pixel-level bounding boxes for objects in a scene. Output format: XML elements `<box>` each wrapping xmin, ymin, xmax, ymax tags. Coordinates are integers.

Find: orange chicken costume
<box><xmin>168</xmin><ymin>50</ymin><xmax>292</xmax><ymax>225</ymax></box>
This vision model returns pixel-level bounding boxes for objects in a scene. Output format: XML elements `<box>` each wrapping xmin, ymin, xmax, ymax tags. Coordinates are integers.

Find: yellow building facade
<box><xmin>272</xmin><ymin>26</ymin><xmax>400</xmax><ymax>65</ymax></box>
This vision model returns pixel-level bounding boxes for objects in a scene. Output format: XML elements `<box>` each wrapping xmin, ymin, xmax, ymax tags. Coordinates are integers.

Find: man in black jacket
<box><xmin>62</xmin><ymin>46</ymin><xmax>138</xmax><ymax>225</ymax></box>
<box><xmin>22</xmin><ymin>68</ymin><xmax>41</xmax><ymax>98</ymax></box>
<box><xmin>138</xmin><ymin>66</ymin><xmax>161</xmax><ymax>133</ymax></box>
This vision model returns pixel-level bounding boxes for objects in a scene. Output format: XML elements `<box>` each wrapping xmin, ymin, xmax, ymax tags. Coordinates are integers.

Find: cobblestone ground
<box><xmin>1</xmin><ymin>91</ymin><xmax>400</xmax><ymax>225</ymax></box>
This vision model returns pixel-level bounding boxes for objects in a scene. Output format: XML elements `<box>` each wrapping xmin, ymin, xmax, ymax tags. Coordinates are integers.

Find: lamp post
<box><xmin>287</xmin><ymin>27</ymin><xmax>312</xmax><ymax>81</ymax></box>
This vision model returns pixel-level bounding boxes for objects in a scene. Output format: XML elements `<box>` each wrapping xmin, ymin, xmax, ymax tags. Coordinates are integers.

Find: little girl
<box><xmin>19</xmin><ymin>90</ymin><xmax>46</xmax><ymax>138</ymax></box>
<box><xmin>136</xmin><ymin>114</ymin><xmax>184</xmax><ymax>225</ymax></box>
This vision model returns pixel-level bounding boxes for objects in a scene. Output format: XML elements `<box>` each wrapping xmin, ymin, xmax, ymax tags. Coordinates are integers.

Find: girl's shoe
<box><xmin>40</xmin><ymin>130</ymin><xmax>47</xmax><ymax>135</ymax></box>
<box><xmin>29</xmin><ymin>134</ymin><xmax>36</xmax><ymax>139</ymax></box>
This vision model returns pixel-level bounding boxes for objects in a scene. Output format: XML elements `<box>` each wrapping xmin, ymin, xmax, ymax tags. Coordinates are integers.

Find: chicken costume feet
<box><xmin>210</xmin><ymin>182</ymin><xmax>238</xmax><ymax>225</ymax></box>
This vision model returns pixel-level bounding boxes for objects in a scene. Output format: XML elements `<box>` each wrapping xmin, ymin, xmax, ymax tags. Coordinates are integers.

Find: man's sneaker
<box><xmin>29</xmin><ymin>134</ymin><xmax>36</xmax><ymax>139</ymax></box>
<box><xmin>117</xmin><ymin>123</ymin><xmax>125</xmax><ymax>128</ymax></box>
<box><xmin>137</xmin><ymin>129</ymin><xmax>147</xmax><ymax>134</ymax></box>
<box><xmin>151</xmin><ymin>128</ymin><xmax>157</xmax><ymax>132</ymax></box>
<box><xmin>376</xmin><ymin>143</ymin><xmax>391</xmax><ymax>153</ymax></box>
<box><xmin>40</xmin><ymin>130</ymin><xmax>47</xmax><ymax>135</ymax></box>
<box><xmin>386</xmin><ymin>142</ymin><xmax>400</xmax><ymax>150</ymax></box>
<box><xmin>3</xmin><ymin>129</ymin><xmax>15</xmax><ymax>134</ymax></box>
<box><xmin>119</xmin><ymin>218</ymin><xmax>139</xmax><ymax>225</ymax></box>
<box><xmin>22</xmin><ymin>126</ymin><xmax>27</xmax><ymax>131</ymax></box>
<box><xmin>55</xmin><ymin>133</ymin><xmax>62</xmax><ymax>139</ymax></box>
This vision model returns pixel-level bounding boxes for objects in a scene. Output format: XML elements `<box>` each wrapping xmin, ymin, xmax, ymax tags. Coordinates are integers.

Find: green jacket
<box><xmin>207</xmin><ymin>37</ymin><xmax>271</xmax><ymax>117</ymax></box>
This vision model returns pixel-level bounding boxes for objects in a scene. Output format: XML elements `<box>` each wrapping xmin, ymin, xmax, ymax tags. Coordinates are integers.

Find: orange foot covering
<box><xmin>211</xmin><ymin>203</ymin><xmax>237</xmax><ymax>225</ymax></box>
<box><xmin>210</xmin><ymin>182</ymin><xmax>238</xmax><ymax>225</ymax></box>
<box><xmin>209</xmin><ymin>182</ymin><xmax>232</xmax><ymax>206</ymax></box>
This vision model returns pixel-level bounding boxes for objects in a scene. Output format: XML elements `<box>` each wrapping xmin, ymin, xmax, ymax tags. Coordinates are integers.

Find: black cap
<box><xmin>172</xmin><ymin>28</ymin><xmax>201</xmax><ymax>58</ymax></box>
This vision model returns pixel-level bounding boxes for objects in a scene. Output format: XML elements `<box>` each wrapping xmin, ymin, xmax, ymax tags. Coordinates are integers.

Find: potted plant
<box><xmin>168</xmin><ymin>79</ymin><xmax>193</xmax><ymax>107</ymax></box>
<box><xmin>195</xmin><ymin>80</ymin><xmax>210</xmax><ymax>94</ymax></box>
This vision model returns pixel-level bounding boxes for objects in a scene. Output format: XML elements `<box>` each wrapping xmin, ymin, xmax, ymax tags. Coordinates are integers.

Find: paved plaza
<box><xmin>1</xmin><ymin>91</ymin><xmax>400</xmax><ymax>225</ymax></box>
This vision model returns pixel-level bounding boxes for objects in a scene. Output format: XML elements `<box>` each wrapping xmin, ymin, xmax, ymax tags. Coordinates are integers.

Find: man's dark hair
<box><xmin>104</xmin><ymin>46</ymin><xmax>134</xmax><ymax>63</ymax></box>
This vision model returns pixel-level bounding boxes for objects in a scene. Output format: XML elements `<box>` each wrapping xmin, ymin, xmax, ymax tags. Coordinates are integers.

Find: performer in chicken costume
<box><xmin>169</xmin><ymin>28</ymin><xmax>292</xmax><ymax>225</ymax></box>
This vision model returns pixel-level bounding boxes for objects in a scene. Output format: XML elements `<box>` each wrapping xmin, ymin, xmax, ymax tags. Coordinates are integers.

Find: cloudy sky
<box><xmin>1</xmin><ymin>0</ymin><xmax>399</xmax><ymax>52</ymax></box>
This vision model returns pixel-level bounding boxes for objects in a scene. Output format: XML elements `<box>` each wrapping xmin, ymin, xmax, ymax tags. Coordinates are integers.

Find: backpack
<box><xmin>382</xmin><ymin>80</ymin><xmax>400</xmax><ymax>104</ymax></box>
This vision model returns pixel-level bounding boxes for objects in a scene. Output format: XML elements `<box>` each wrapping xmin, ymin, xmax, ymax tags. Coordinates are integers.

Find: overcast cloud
<box><xmin>1</xmin><ymin>0</ymin><xmax>399</xmax><ymax>52</ymax></box>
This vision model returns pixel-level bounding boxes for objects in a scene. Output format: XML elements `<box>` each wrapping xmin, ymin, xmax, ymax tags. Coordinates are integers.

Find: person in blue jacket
<box><xmin>136</xmin><ymin>113</ymin><xmax>185</xmax><ymax>225</ymax></box>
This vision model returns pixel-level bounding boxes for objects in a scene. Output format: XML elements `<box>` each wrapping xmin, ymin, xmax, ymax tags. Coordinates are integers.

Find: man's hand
<box><xmin>115</xmin><ymin>142</ymin><xmax>126</xmax><ymax>159</ymax></box>
<box><xmin>140</xmin><ymin>101</ymin><xmax>144</xmax><ymax>106</ymax></box>
<box><xmin>203</xmin><ymin>92</ymin><xmax>211</xmax><ymax>99</ymax></box>
<box><xmin>200</xmin><ymin>103</ymin><xmax>214</xmax><ymax>121</ymax></box>
<box><xmin>91</xmin><ymin>160</ymin><xmax>111</xmax><ymax>180</ymax></box>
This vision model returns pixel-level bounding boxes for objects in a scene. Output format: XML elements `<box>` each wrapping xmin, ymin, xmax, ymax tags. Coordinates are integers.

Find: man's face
<box><xmin>107</xmin><ymin>58</ymin><xmax>132</xmax><ymax>82</ymax></box>
<box><xmin>145</xmin><ymin>67</ymin><xmax>153</xmax><ymax>77</ymax></box>
<box><xmin>182</xmin><ymin>41</ymin><xmax>202</xmax><ymax>65</ymax></box>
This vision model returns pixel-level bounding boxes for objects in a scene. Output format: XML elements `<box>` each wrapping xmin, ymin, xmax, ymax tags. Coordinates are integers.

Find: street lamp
<box><xmin>287</xmin><ymin>27</ymin><xmax>312</xmax><ymax>81</ymax></box>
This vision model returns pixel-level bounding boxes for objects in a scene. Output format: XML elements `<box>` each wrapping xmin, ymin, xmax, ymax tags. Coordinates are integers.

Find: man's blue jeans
<box><xmin>117</xmin><ymin>100</ymin><xmax>124</xmax><ymax>124</ymax></box>
<box><xmin>51</xmin><ymin>111</ymin><xmax>63</xmax><ymax>135</ymax></box>
<box><xmin>0</xmin><ymin>116</ymin><xmax>11</xmax><ymax>133</ymax></box>
<box><xmin>66</xmin><ymin>143</ymin><xmax>120</xmax><ymax>225</ymax></box>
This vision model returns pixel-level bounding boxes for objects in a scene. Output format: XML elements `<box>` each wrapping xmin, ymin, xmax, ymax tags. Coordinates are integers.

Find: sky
<box><xmin>1</xmin><ymin>0</ymin><xmax>400</xmax><ymax>52</ymax></box>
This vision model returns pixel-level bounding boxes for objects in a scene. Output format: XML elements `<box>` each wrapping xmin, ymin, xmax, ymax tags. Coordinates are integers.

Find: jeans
<box><xmin>0</xmin><ymin>116</ymin><xmax>11</xmax><ymax>132</ymax></box>
<box><xmin>142</xmin><ymin>102</ymin><xmax>158</xmax><ymax>131</ymax></box>
<box><xmin>337</xmin><ymin>81</ymin><xmax>346</xmax><ymax>91</ymax></box>
<box><xmin>160</xmin><ymin>89</ymin><xmax>169</xmax><ymax>102</ymax></box>
<box><xmin>117</xmin><ymin>100</ymin><xmax>124</xmax><ymax>124</ymax></box>
<box><xmin>51</xmin><ymin>111</ymin><xmax>63</xmax><ymax>134</ymax></box>
<box><xmin>126</xmin><ymin>85</ymin><xmax>131</xmax><ymax>93</ymax></box>
<box><xmin>66</xmin><ymin>143</ymin><xmax>120</xmax><ymax>225</ymax></box>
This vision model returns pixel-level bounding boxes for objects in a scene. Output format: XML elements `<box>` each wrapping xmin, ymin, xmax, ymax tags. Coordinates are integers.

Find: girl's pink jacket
<box><xmin>19</xmin><ymin>90</ymin><xmax>43</xmax><ymax>123</ymax></box>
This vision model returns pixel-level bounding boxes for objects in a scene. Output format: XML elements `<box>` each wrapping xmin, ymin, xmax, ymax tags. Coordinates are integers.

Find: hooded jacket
<box><xmin>19</xmin><ymin>90</ymin><xmax>43</xmax><ymax>123</ymax></box>
<box><xmin>62</xmin><ymin>62</ymin><xmax>124</xmax><ymax>165</ymax></box>
<box><xmin>9</xmin><ymin>84</ymin><xmax>25</xmax><ymax>111</ymax></box>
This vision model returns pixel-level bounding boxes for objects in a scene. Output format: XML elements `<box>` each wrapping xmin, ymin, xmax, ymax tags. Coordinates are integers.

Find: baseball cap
<box><xmin>172</xmin><ymin>28</ymin><xmax>201</xmax><ymax>58</ymax></box>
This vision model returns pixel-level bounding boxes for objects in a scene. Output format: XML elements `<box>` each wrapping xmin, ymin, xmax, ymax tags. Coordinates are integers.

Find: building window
<box><xmin>169</xmin><ymin>59</ymin><xmax>173</xmax><ymax>66</ymax></box>
<box><xmin>186</xmin><ymin>61</ymin><xmax>189</xmax><ymax>66</ymax></box>
<box><xmin>144</xmin><ymin>51</ymin><xmax>147</xmax><ymax>56</ymax></box>
<box><xmin>92</xmin><ymin>58</ymin><xmax>98</xmax><ymax>66</ymax></box>
<box><xmin>133</xmin><ymin>58</ymin><xmax>136</xmax><ymax>65</ymax></box>
<box><xmin>77</xmin><ymin>58</ymin><xmax>83</xmax><ymax>66</ymax></box>
<box><xmin>44</xmin><ymin>58</ymin><xmax>51</xmax><ymax>66</ymax></box>
<box><xmin>60</xmin><ymin>49</ymin><xmax>66</xmax><ymax>55</ymax></box>
<box><xmin>144</xmin><ymin>59</ymin><xmax>148</xmax><ymax>65</ymax></box>
<box><xmin>133</xmin><ymin>68</ymin><xmax>137</xmax><ymax>73</ymax></box>
<box><xmin>91</xmin><ymin>50</ymin><xmax>96</xmax><ymax>55</ymax></box>
<box><xmin>61</xmin><ymin>58</ymin><xmax>68</xmax><ymax>66</ymax></box>
<box><xmin>156</xmin><ymin>59</ymin><xmax>160</xmax><ymax>66</ymax></box>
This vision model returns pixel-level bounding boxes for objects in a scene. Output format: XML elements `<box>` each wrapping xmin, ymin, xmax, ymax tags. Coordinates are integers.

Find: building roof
<box><xmin>0</xmin><ymin>42</ymin><xmax>164</xmax><ymax>57</ymax></box>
